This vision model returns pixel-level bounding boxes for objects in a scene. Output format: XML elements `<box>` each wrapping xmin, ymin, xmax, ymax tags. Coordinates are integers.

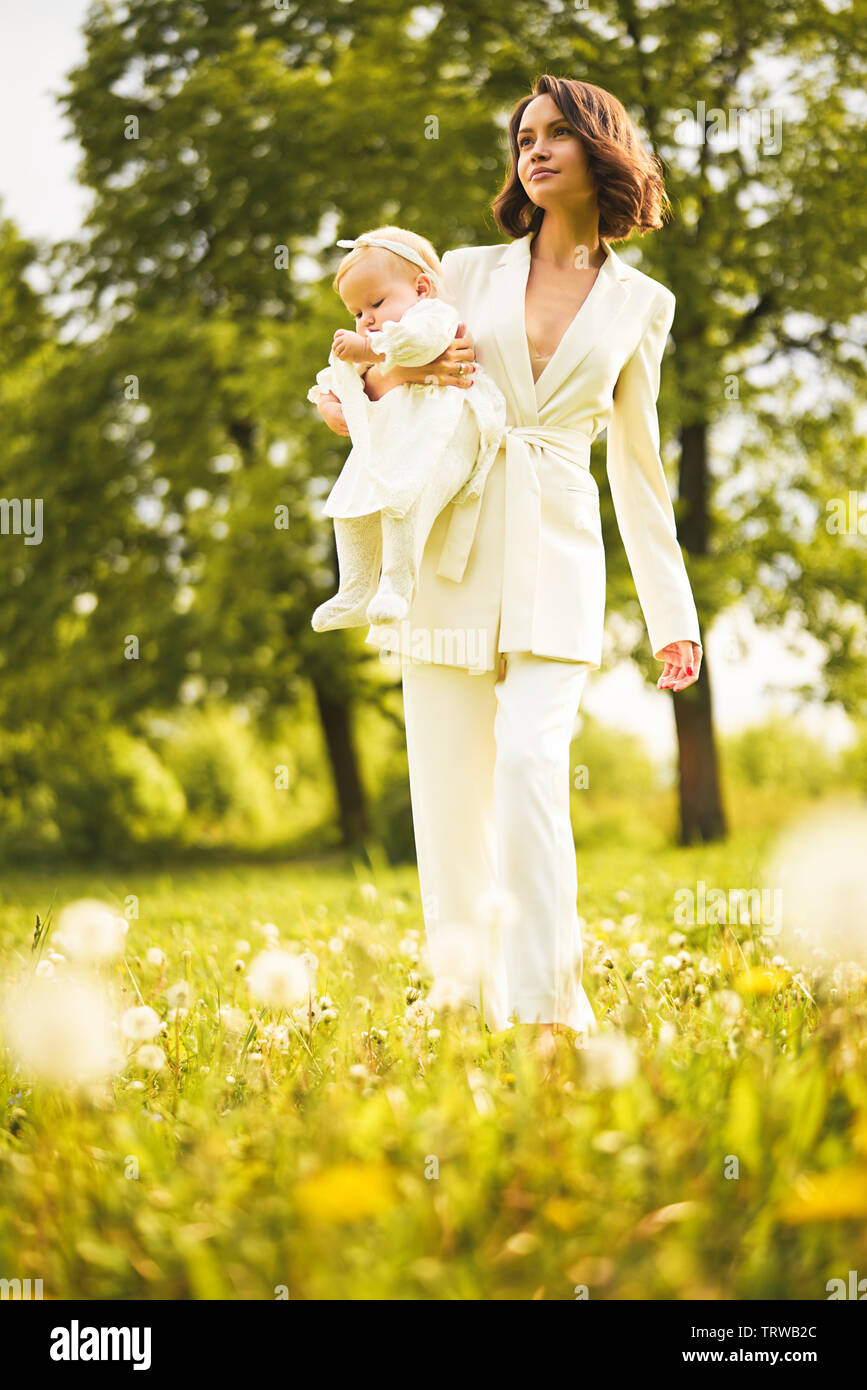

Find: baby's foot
<box><xmin>312</xmin><ymin>594</ymin><xmax>374</xmax><ymax>631</ymax></box>
<box><xmin>366</xmin><ymin>586</ymin><xmax>410</xmax><ymax>625</ymax></box>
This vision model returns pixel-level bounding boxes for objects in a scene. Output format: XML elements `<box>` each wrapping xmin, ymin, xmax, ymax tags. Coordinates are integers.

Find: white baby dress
<box><xmin>306</xmin><ymin>297</ymin><xmax>506</xmax><ymax>523</ymax></box>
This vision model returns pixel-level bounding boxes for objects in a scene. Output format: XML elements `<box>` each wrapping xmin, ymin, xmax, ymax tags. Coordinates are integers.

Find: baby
<box><xmin>307</xmin><ymin>226</ymin><xmax>506</xmax><ymax>631</ymax></box>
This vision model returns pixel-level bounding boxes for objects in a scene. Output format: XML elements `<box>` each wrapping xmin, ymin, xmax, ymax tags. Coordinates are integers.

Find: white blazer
<box><xmin>365</xmin><ymin>228</ymin><xmax>702</xmax><ymax>673</ymax></box>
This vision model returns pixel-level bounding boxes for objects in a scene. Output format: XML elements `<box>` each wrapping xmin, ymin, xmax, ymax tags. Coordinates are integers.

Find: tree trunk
<box><xmin>672</xmin><ymin>646</ymin><xmax>728</xmax><ymax>842</ymax></box>
<box><xmin>675</xmin><ymin>420</ymin><xmax>727</xmax><ymax>842</ymax></box>
<box><xmin>311</xmin><ymin>672</ymin><xmax>370</xmax><ymax>849</ymax></box>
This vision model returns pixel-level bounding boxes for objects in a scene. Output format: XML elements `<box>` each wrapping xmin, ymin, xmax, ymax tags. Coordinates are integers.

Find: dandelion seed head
<box><xmin>121</xmin><ymin>1005</ymin><xmax>161</xmax><ymax>1041</ymax></box>
<box><xmin>299</xmin><ymin>949</ymin><xmax>319</xmax><ymax>976</ymax></box>
<box><xmin>54</xmin><ymin>899</ymin><xmax>126</xmax><ymax>964</ymax></box>
<box><xmin>580</xmin><ymin>1031</ymin><xmax>638</xmax><ymax>1091</ymax></box>
<box><xmin>135</xmin><ymin>1044</ymin><xmax>166</xmax><ymax>1071</ymax></box>
<box><xmin>219</xmin><ymin>1007</ymin><xmax>248</xmax><ymax>1033</ymax></box>
<box><xmin>715</xmin><ymin>989</ymin><xmax>746</xmax><ymax>1020</ymax></box>
<box><xmin>247</xmin><ymin>949</ymin><xmax>311</xmax><ymax>1011</ymax></box>
<box><xmin>3</xmin><ymin>974</ymin><xmax>121</xmax><ymax>1086</ymax></box>
<box><xmin>766</xmin><ymin>801</ymin><xmax>867</xmax><ymax>968</ymax></box>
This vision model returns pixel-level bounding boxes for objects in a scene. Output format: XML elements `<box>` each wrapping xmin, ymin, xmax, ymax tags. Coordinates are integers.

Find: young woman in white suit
<box><xmin>316</xmin><ymin>75</ymin><xmax>703</xmax><ymax>1053</ymax></box>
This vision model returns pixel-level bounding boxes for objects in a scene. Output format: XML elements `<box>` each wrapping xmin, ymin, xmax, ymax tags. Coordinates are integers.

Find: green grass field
<box><xmin>1</xmin><ymin>818</ymin><xmax>866</xmax><ymax>1301</ymax></box>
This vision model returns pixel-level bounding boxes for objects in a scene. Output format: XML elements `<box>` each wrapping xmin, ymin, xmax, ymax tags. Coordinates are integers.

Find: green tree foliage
<box><xmin>2</xmin><ymin>0</ymin><xmax>864</xmax><ymax>853</ymax></box>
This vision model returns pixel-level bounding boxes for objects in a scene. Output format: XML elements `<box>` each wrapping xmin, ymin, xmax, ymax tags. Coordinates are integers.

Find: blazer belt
<box><xmin>435</xmin><ymin>424</ymin><xmax>593</xmax><ymax>583</ymax></box>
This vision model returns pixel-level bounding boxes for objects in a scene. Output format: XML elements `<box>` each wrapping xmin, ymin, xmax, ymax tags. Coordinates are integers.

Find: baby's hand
<box><xmin>316</xmin><ymin>390</ymin><xmax>350</xmax><ymax>437</ymax></box>
<box><xmin>332</xmin><ymin>329</ymin><xmax>376</xmax><ymax>363</ymax></box>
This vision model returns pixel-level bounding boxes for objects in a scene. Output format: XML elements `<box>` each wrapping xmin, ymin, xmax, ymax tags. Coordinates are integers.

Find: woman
<box><xmin>315</xmin><ymin>75</ymin><xmax>703</xmax><ymax>1052</ymax></box>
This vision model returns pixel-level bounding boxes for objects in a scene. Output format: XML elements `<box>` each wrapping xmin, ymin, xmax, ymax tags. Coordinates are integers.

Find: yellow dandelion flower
<box><xmin>295</xmin><ymin>1161</ymin><xmax>396</xmax><ymax>1224</ymax></box>
<box><xmin>542</xmin><ymin>1197</ymin><xmax>583</xmax><ymax>1231</ymax></box>
<box><xmin>734</xmin><ymin>966</ymin><xmax>789</xmax><ymax>995</ymax></box>
<box><xmin>777</xmin><ymin>1166</ymin><xmax>867</xmax><ymax>1223</ymax></box>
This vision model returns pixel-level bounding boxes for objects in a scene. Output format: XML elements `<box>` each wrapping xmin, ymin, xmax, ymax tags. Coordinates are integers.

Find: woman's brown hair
<box><xmin>492</xmin><ymin>75</ymin><xmax>670</xmax><ymax>243</ymax></box>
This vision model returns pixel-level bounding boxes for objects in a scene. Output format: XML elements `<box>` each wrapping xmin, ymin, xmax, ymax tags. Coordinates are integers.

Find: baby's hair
<box><xmin>333</xmin><ymin>225</ymin><xmax>444</xmax><ymax>298</ymax></box>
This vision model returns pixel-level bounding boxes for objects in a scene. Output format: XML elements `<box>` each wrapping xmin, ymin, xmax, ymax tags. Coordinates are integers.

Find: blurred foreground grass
<box><xmin>1</xmin><ymin>815</ymin><xmax>866</xmax><ymax>1301</ymax></box>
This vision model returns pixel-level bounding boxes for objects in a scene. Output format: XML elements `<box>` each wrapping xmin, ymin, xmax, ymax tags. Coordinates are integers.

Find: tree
<box><xmin>42</xmin><ymin>0</ymin><xmax>867</xmax><ymax>849</ymax></box>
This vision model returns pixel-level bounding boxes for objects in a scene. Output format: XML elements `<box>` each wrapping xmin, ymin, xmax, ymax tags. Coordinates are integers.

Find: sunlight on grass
<box><xmin>1</xmin><ymin>826</ymin><xmax>866</xmax><ymax>1300</ymax></box>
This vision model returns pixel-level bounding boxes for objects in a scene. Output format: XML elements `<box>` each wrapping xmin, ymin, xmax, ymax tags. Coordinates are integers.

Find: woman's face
<box><xmin>516</xmin><ymin>93</ymin><xmax>595</xmax><ymax>210</ymax></box>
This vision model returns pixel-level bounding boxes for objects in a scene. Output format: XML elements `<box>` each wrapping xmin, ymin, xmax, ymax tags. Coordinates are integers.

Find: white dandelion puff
<box><xmin>54</xmin><ymin>899</ymin><xmax>126</xmax><ymax>964</ymax></box>
<box><xmin>135</xmin><ymin>1044</ymin><xmax>166</xmax><ymax>1071</ymax></box>
<box><xmin>165</xmin><ymin>981</ymin><xmax>191</xmax><ymax>1009</ymax></box>
<box><xmin>765</xmin><ymin>800</ymin><xmax>867</xmax><ymax>969</ymax></box>
<box><xmin>580</xmin><ymin>1031</ymin><xmax>638</xmax><ymax>1090</ymax></box>
<box><xmin>298</xmin><ymin>949</ymin><xmax>319</xmax><ymax>979</ymax></box>
<box><xmin>247</xmin><ymin>949</ymin><xmax>311</xmax><ymax>1010</ymax></box>
<box><xmin>3</xmin><ymin>974</ymin><xmax>121</xmax><ymax>1086</ymax></box>
<box><xmin>291</xmin><ymin>998</ymin><xmax>322</xmax><ymax>1027</ymax></box>
<box><xmin>405</xmin><ymin>998</ymin><xmax>435</xmax><ymax>1028</ymax></box>
<box><xmin>120</xmin><ymin>1005</ymin><xmax>161</xmax><ymax>1041</ymax></box>
<box><xmin>715</xmin><ymin>989</ymin><xmax>746</xmax><ymax>1020</ymax></box>
<box><xmin>426</xmin><ymin>921</ymin><xmax>491</xmax><ymax>1012</ymax></box>
<box><xmin>219</xmin><ymin>1007</ymin><xmax>248</xmax><ymax>1034</ymax></box>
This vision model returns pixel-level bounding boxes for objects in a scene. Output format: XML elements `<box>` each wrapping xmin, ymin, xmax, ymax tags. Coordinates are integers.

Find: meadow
<box><xmin>2</xmin><ymin>795</ymin><xmax>866</xmax><ymax>1302</ymax></box>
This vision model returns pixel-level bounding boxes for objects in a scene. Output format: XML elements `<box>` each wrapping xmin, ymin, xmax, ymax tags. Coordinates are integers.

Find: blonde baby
<box><xmin>307</xmin><ymin>226</ymin><xmax>506</xmax><ymax>631</ymax></box>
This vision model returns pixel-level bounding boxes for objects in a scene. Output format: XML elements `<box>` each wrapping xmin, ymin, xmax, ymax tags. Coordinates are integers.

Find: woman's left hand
<box><xmin>655</xmin><ymin>640</ymin><xmax>702</xmax><ymax>692</ymax></box>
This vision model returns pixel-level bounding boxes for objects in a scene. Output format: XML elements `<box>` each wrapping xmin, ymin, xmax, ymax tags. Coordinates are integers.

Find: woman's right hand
<box><xmin>316</xmin><ymin>390</ymin><xmax>350</xmax><ymax>437</ymax></box>
<box><xmin>388</xmin><ymin>323</ymin><xmax>478</xmax><ymax>390</ymax></box>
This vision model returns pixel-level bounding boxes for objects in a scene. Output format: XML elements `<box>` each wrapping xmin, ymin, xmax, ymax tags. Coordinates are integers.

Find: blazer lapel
<box><xmin>489</xmin><ymin>230</ymin><xmax>633</xmax><ymax>416</ymax></box>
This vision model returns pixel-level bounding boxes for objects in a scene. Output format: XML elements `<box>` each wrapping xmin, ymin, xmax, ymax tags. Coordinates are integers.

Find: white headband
<box><xmin>335</xmin><ymin>235</ymin><xmax>441</xmax><ymax>288</ymax></box>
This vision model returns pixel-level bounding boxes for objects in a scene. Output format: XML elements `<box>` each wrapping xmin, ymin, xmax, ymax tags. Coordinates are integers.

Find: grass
<box><xmin>1</xmin><ymin>816</ymin><xmax>866</xmax><ymax>1301</ymax></box>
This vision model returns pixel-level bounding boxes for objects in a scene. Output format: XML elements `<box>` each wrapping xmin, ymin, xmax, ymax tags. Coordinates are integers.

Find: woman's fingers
<box><xmin>656</xmin><ymin>640</ymin><xmax>702</xmax><ymax>690</ymax></box>
<box><xmin>442</xmin><ymin>325</ymin><xmax>477</xmax><ymax>382</ymax></box>
<box><xmin>658</xmin><ymin>663</ymin><xmax>699</xmax><ymax>692</ymax></box>
<box><xmin>658</xmin><ymin>662</ymin><xmax>684</xmax><ymax>688</ymax></box>
<box><xmin>455</xmin><ymin>323</ymin><xmax>476</xmax><ymax>350</ymax></box>
<box><xmin>441</xmin><ymin>346</ymin><xmax>477</xmax><ymax>385</ymax></box>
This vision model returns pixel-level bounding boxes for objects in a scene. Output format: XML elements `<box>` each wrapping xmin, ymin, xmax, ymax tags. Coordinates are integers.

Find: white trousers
<box><xmin>400</xmin><ymin>650</ymin><xmax>598</xmax><ymax>1036</ymax></box>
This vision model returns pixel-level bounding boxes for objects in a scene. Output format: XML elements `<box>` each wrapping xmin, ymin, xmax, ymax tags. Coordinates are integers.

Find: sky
<box><xmin>0</xmin><ymin>0</ymin><xmax>854</xmax><ymax>761</ymax></box>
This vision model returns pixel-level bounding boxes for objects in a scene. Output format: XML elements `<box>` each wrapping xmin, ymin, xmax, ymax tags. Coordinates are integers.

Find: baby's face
<box><xmin>339</xmin><ymin>258</ymin><xmax>424</xmax><ymax>333</ymax></box>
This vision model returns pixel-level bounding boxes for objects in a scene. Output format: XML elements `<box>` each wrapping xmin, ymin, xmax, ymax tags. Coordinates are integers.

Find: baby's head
<box><xmin>333</xmin><ymin>226</ymin><xmax>443</xmax><ymax>334</ymax></box>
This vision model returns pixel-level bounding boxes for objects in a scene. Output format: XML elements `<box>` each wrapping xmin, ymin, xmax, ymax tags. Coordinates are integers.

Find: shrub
<box><xmin>45</xmin><ymin>727</ymin><xmax>188</xmax><ymax>862</ymax></box>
